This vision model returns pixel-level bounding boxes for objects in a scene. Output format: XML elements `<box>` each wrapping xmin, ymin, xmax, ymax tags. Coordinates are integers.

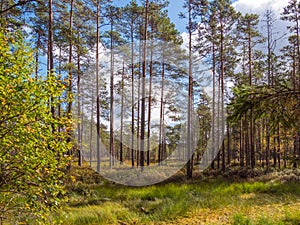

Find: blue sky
<box><xmin>114</xmin><ymin>0</ymin><xmax>187</xmax><ymax>33</ymax></box>
<box><xmin>167</xmin><ymin>0</ymin><xmax>239</xmax><ymax>33</ymax></box>
<box><xmin>113</xmin><ymin>0</ymin><xmax>242</xmax><ymax>34</ymax></box>
<box><xmin>167</xmin><ymin>0</ymin><xmax>186</xmax><ymax>33</ymax></box>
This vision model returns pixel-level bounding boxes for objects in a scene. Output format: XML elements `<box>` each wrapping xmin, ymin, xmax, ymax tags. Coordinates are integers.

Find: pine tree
<box><xmin>209</xmin><ymin>0</ymin><xmax>239</xmax><ymax>171</ymax></box>
<box><xmin>237</xmin><ymin>13</ymin><xmax>264</xmax><ymax>169</ymax></box>
<box><xmin>119</xmin><ymin>1</ymin><xmax>143</xmax><ymax>167</ymax></box>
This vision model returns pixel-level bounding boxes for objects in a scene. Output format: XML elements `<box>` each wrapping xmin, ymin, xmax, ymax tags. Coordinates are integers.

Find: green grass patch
<box><xmin>233</xmin><ymin>213</ymin><xmax>252</xmax><ymax>225</ymax></box>
<box><xmin>231</xmin><ymin>211</ymin><xmax>300</xmax><ymax>225</ymax></box>
<box><xmin>50</xmin><ymin>167</ymin><xmax>300</xmax><ymax>225</ymax></box>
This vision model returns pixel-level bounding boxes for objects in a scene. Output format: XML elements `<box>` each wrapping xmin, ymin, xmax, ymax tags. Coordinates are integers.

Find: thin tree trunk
<box><xmin>96</xmin><ymin>0</ymin><xmax>101</xmax><ymax>172</ymax></box>
<box><xmin>273</xmin><ymin>136</ymin><xmax>277</xmax><ymax>167</ymax></box>
<box><xmin>147</xmin><ymin>39</ymin><xmax>153</xmax><ymax>166</ymax></box>
<box><xmin>265</xmin><ymin>27</ymin><xmax>271</xmax><ymax>170</ymax></box>
<box><xmin>211</xmin><ymin>42</ymin><xmax>216</xmax><ymax>170</ymax></box>
<box><xmin>245</xmin><ymin>116</ymin><xmax>250</xmax><ymax>167</ymax></box>
<box><xmin>110</xmin><ymin>20</ymin><xmax>115</xmax><ymax>168</ymax></box>
<box><xmin>120</xmin><ymin>61</ymin><xmax>125</xmax><ymax>165</ymax></box>
<box><xmin>66</xmin><ymin>0</ymin><xmax>74</xmax><ymax>165</ymax></box>
<box><xmin>131</xmin><ymin>23</ymin><xmax>135</xmax><ymax>168</ymax></box>
<box><xmin>220</xmin><ymin>20</ymin><xmax>225</xmax><ymax>173</ymax></box>
<box><xmin>35</xmin><ymin>31</ymin><xmax>40</xmax><ymax>80</ymax></box>
<box><xmin>136</xmin><ymin>45</ymin><xmax>142</xmax><ymax>167</ymax></box>
<box><xmin>48</xmin><ymin>0</ymin><xmax>54</xmax><ymax>119</ymax></box>
<box><xmin>227</xmin><ymin>121</ymin><xmax>230</xmax><ymax>165</ymax></box>
<box><xmin>277</xmin><ymin>126</ymin><xmax>281</xmax><ymax>169</ymax></box>
<box><xmin>48</xmin><ymin>0</ymin><xmax>53</xmax><ymax>74</ymax></box>
<box><xmin>58</xmin><ymin>46</ymin><xmax>62</xmax><ymax>124</ymax></box>
<box><xmin>247</xmin><ymin>20</ymin><xmax>255</xmax><ymax>169</ymax></box>
<box><xmin>90</xmin><ymin>88</ymin><xmax>94</xmax><ymax>167</ymax></box>
<box><xmin>67</xmin><ymin>0</ymin><xmax>74</xmax><ymax>122</ymax></box>
<box><xmin>162</xmin><ymin>101</ymin><xmax>166</xmax><ymax>164</ymax></box>
<box><xmin>283</xmin><ymin>131</ymin><xmax>287</xmax><ymax>169</ymax></box>
<box><xmin>187</xmin><ymin>0</ymin><xmax>193</xmax><ymax>178</ymax></box>
<box><xmin>256</xmin><ymin>122</ymin><xmax>261</xmax><ymax>165</ymax></box>
<box><xmin>293</xmin><ymin>132</ymin><xmax>298</xmax><ymax>168</ymax></box>
<box><xmin>266</xmin><ymin>123</ymin><xmax>270</xmax><ymax>172</ymax></box>
<box><xmin>240</xmin><ymin>119</ymin><xmax>244</xmax><ymax>167</ymax></box>
<box><xmin>158</xmin><ymin>62</ymin><xmax>165</xmax><ymax>166</ymax></box>
<box><xmin>140</xmin><ymin>0</ymin><xmax>149</xmax><ymax>169</ymax></box>
<box><xmin>77</xmin><ymin>50</ymin><xmax>82</xmax><ymax>166</ymax></box>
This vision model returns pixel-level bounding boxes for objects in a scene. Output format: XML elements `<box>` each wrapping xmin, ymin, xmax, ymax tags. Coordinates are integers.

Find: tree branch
<box><xmin>0</xmin><ymin>0</ymin><xmax>37</xmax><ymax>15</ymax></box>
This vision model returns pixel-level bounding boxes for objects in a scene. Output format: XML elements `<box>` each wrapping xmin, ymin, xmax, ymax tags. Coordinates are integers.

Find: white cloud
<box><xmin>180</xmin><ymin>0</ymin><xmax>291</xmax><ymax>53</ymax></box>
<box><xmin>233</xmin><ymin>0</ymin><xmax>291</xmax><ymax>53</ymax></box>
<box><xmin>233</xmin><ymin>0</ymin><xmax>289</xmax><ymax>15</ymax></box>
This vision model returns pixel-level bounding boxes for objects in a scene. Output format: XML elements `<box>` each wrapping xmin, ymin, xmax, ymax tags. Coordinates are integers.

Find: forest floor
<box><xmin>52</xmin><ymin>165</ymin><xmax>300</xmax><ymax>225</ymax></box>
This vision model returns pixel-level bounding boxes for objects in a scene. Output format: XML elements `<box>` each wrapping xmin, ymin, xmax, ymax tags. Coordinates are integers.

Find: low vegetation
<box><xmin>47</xmin><ymin>165</ymin><xmax>300</xmax><ymax>225</ymax></box>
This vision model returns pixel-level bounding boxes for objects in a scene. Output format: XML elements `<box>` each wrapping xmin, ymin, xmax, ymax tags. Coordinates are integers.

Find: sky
<box><xmin>232</xmin><ymin>0</ymin><xmax>290</xmax><ymax>52</ymax></box>
<box><xmin>164</xmin><ymin>0</ymin><xmax>291</xmax><ymax>53</ymax></box>
<box><xmin>171</xmin><ymin>0</ymin><xmax>290</xmax><ymax>34</ymax></box>
<box><xmin>167</xmin><ymin>0</ymin><xmax>186</xmax><ymax>33</ymax></box>
<box><xmin>114</xmin><ymin>0</ymin><xmax>291</xmax><ymax>45</ymax></box>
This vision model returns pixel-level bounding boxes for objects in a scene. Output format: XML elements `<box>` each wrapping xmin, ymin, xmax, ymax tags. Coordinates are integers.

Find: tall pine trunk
<box><xmin>90</xmin><ymin>88</ymin><xmax>94</xmax><ymax>167</ymax></box>
<box><xmin>120</xmin><ymin>61</ymin><xmax>125</xmax><ymax>165</ymax></box>
<box><xmin>130</xmin><ymin>22</ymin><xmax>135</xmax><ymax>167</ymax></box>
<box><xmin>147</xmin><ymin>38</ymin><xmax>153</xmax><ymax>166</ymax></box>
<box><xmin>247</xmin><ymin>20</ymin><xmax>255</xmax><ymax>169</ymax></box>
<box><xmin>77</xmin><ymin>50</ymin><xmax>82</xmax><ymax>166</ymax></box>
<box><xmin>158</xmin><ymin>62</ymin><xmax>165</xmax><ymax>165</ymax></box>
<box><xmin>240</xmin><ymin>119</ymin><xmax>244</xmax><ymax>167</ymax></box>
<box><xmin>96</xmin><ymin>0</ymin><xmax>101</xmax><ymax>172</ymax></box>
<box><xmin>110</xmin><ymin>20</ymin><xmax>115</xmax><ymax>168</ymax></box>
<box><xmin>187</xmin><ymin>0</ymin><xmax>193</xmax><ymax>178</ymax></box>
<box><xmin>211</xmin><ymin>41</ymin><xmax>216</xmax><ymax>170</ymax></box>
<box><xmin>140</xmin><ymin>0</ymin><xmax>149</xmax><ymax>169</ymax></box>
<box><xmin>48</xmin><ymin>0</ymin><xmax>54</xmax><ymax>119</ymax></box>
<box><xmin>67</xmin><ymin>0</ymin><xmax>74</xmax><ymax>125</ymax></box>
<box><xmin>220</xmin><ymin>20</ymin><xmax>225</xmax><ymax>172</ymax></box>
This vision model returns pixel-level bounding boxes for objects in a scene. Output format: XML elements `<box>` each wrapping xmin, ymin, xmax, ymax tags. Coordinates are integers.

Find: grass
<box><xmin>50</xmin><ymin>166</ymin><xmax>300</xmax><ymax>225</ymax></box>
<box><xmin>231</xmin><ymin>211</ymin><xmax>300</xmax><ymax>225</ymax></box>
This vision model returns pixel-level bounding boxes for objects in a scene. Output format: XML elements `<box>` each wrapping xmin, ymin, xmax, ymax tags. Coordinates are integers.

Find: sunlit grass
<box><xmin>232</xmin><ymin>209</ymin><xmax>300</xmax><ymax>225</ymax></box>
<box><xmin>50</xmin><ymin>166</ymin><xmax>300</xmax><ymax>225</ymax></box>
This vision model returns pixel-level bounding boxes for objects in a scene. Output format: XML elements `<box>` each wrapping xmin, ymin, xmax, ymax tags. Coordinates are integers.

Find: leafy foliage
<box><xmin>0</xmin><ymin>29</ymin><xmax>72</xmax><ymax>223</ymax></box>
<box><xmin>229</xmin><ymin>83</ymin><xmax>300</xmax><ymax>131</ymax></box>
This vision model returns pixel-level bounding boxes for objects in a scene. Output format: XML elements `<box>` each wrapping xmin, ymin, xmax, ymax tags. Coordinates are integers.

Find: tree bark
<box><xmin>187</xmin><ymin>0</ymin><xmax>193</xmax><ymax>178</ymax></box>
<box><xmin>77</xmin><ymin>48</ymin><xmax>82</xmax><ymax>166</ymax></box>
<box><xmin>140</xmin><ymin>0</ymin><xmax>149</xmax><ymax>169</ymax></box>
<box><xmin>158</xmin><ymin>62</ymin><xmax>165</xmax><ymax>165</ymax></box>
<box><xmin>147</xmin><ymin>38</ymin><xmax>153</xmax><ymax>166</ymax></box>
<box><xmin>67</xmin><ymin>0</ymin><xmax>74</xmax><ymax>121</ymax></box>
<box><xmin>120</xmin><ymin>61</ymin><xmax>125</xmax><ymax>165</ymax></box>
<box><xmin>96</xmin><ymin>0</ymin><xmax>101</xmax><ymax>172</ymax></box>
<box><xmin>110</xmin><ymin>19</ymin><xmax>115</xmax><ymax>168</ymax></box>
<box><xmin>130</xmin><ymin>19</ymin><xmax>135</xmax><ymax>168</ymax></box>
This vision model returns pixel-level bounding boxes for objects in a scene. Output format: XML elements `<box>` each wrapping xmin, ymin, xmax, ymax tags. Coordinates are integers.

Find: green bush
<box><xmin>0</xmin><ymin>29</ymin><xmax>72</xmax><ymax>224</ymax></box>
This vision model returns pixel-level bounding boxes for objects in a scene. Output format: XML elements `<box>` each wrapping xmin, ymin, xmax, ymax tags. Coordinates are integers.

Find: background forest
<box><xmin>1</xmin><ymin>0</ymin><xmax>300</xmax><ymax>224</ymax></box>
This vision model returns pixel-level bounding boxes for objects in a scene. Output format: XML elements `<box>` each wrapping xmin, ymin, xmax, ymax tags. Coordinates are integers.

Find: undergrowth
<box><xmin>50</xmin><ymin>165</ymin><xmax>300</xmax><ymax>225</ymax></box>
